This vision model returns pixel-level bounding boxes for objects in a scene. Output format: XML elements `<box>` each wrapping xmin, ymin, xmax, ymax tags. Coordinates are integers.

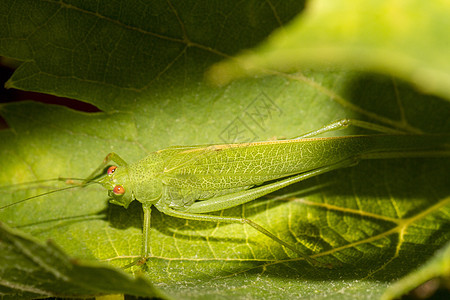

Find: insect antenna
<box><xmin>0</xmin><ymin>177</ymin><xmax>88</xmax><ymax>189</ymax></box>
<box><xmin>0</xmin><ymin>178</ymin><xmax>99</xmax><ymax>210</ymax></box>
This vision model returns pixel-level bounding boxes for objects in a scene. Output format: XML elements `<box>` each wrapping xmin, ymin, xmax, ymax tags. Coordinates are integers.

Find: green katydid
<box><xmin>2</xmin><ymin>119</ymin><xmax>450</xmax><ymax>268</ymax></box>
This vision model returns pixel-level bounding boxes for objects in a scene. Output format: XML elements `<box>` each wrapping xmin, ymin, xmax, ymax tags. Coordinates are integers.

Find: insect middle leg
<box><xmin>121</xmin><ymin>203</ymin><xmax>153</xmax><ymax>269</ymax></box>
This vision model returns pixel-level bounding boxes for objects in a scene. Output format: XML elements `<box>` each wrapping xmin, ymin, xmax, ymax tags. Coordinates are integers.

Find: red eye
<box><xmin>113</xmin><ymin>185</ymin><xmax>125</xmax><ymax>195</ymax></box>
<box><xmin>107</xmin><ymin>166</ymin><xmax>117</xmax><ymax>175</ymax></box>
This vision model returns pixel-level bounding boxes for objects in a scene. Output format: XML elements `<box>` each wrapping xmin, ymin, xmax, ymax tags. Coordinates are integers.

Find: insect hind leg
<box><xmin>154</xmin><ymin>202</ymin><xmax>331</xmax><ymax>268</ymax></box>
<box><xmin>294</xmin><ymin>119</ymin><xmax>407</xmax><ymax>139</ymax></box>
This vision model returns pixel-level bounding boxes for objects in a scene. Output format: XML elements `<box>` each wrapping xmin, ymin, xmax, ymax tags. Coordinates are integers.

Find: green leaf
<box><xmin>0</xmin><ymin>223</ymin><xmax>168</xmax><ymax>299</ymax></box>
<box><xmin>208</xmin><ymin>0</ymin><xmax>450</xmax><ymax>102</ymax></box>
<box><xmin>381</xmin><ymin>240</ymin><xmax>450</xmax><ymax>300</ymax></box>
<box><xmin>1</xmin><ymin>0</ymin><xmax>449</xmax><ymax>299</ymax></box>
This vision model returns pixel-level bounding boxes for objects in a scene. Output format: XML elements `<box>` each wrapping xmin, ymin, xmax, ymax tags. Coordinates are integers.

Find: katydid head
<box><xmin>99</xmin><ymin>165</ymin><xmax>134</xmax><ymax>209</ymax></box>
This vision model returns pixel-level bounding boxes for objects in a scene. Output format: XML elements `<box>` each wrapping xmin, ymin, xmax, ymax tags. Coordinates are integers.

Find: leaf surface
<box><xmin>209</xmin><ymin>0</ymin><xmax>450</xmax><ymax>101</ymax></box>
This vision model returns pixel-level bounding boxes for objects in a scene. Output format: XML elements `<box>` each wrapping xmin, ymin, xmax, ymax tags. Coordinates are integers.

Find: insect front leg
<box><xmin>84</xmin><ymin>152</ymin><xmax>129</xmax><ymax>184</ymax></box>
